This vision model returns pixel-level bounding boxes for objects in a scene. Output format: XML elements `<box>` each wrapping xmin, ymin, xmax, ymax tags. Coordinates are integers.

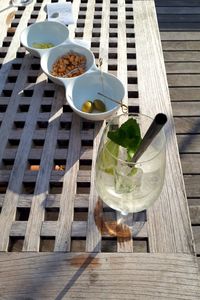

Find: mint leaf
<box><xmin>107</xmin><ymin>118</ymin><xmax>142</xmax><ymax>161</ymax></box>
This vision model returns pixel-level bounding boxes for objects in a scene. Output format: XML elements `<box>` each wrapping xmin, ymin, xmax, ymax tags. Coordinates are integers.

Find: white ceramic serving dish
<box><xmin>20</xmin><ymin>21</ymin><xmax>125</xmax><ymax>121</ymax></box>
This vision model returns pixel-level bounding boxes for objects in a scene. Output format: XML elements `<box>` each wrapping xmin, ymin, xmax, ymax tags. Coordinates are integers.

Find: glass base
<box><xmin>94</xmin><ymin>200</ymin><xmax>146</xmax><ymax>239</ymax></box>
<box><xmin>116</xmin><ymin>210</ymin><xmax>146</xmax><ymax>238</ymax></box>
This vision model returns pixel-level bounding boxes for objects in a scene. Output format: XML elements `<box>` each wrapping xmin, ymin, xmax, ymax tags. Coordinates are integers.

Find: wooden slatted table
<box><xmin>0</xmin><ymin>0</ymin><xmax>199</xmax><ymax>298</ymax></box>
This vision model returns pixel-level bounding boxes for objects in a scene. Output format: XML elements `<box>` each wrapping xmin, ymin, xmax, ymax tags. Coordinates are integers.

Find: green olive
<box><xmin>81</xmin><ymin>100</ymin><xmax>94</xmax><ymax>113</ymax></box>
<box><xmin>93</xmin><ymin>99</ymin><xmax>106</xmax><ymax>112</ymax></box>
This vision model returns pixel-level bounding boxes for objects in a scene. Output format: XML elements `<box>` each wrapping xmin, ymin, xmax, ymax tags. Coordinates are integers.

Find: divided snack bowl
<box><xmin>20</xmin><ymin>21</ymin><xmax>125</xmax><ymax>120</ymax></box>
<box><xmin>20</xmin><ymin>21</ymin><xmax>69</xmax><ymax>57</ymax></box>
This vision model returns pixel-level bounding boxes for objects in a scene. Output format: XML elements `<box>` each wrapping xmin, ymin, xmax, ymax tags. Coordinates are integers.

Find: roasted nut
<box><xmin>50</xmin><ymin>51</ymin><xmax>86</xmax><ymax>78</ymax></box>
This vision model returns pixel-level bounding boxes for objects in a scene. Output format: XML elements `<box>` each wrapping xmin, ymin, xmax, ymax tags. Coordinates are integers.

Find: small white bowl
<box><xmin>20</xmin><ymin>21</ymin><xmax>69</xmax><ymax>57</ymax></box>
<box><xmin>40</xmin><ymin>41</ymin><xmax>96</xmax><ymax>86</ymax></box>
<box><xmin>66</xmin><ymin>70</ymin><xmax>125</xmax><ymax>121</ymax></box>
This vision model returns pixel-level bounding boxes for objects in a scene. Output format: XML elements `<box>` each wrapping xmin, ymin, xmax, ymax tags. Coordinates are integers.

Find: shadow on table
<box><xmin>11</xmin><ymin>243</ymin><xmax>101</xmax><ymax>299</ymax></box>
<box><xmin>155</xmin><ymin>0</ymin><xmax>200</xmax><ymax>32</ymax></box>
<box><xmin>55</xmin><ymin>244</ymin><xmax>101</xmax><ymax>300</ymax></box>
<box><xmin>177</xmin><ymin>120</ymin><xmax>200</xmax><ymax>154</ymax></box>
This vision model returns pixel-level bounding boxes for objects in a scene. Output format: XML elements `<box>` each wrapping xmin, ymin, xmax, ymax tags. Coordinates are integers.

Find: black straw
<box><xmin>131</xmin><ymin>113</ymin><xmax>167</xmax><ymax>163</ymax></box>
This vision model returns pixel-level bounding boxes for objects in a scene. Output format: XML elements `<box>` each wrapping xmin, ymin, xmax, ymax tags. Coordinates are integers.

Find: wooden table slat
<box><xmin>134</xmin><ymin>0</ymin><xmax>195</xmax><ymax>254</ymax></box>
<box><xmin>0</xmin><ymin>252</ymin><xmax>199</xmax><ymax>300</ymax></box>
<box><xmin>0</xmin><ymin>73</ymin><xmax>47</xmax><ymax>251</ymax></box>
<box><xmin>23</xmin><ymin>87</ymin><xmax>64</xmax><ymax>251</ymax></box>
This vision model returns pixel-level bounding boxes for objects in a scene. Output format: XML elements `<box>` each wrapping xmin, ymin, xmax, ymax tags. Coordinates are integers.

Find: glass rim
<box><xmin>103</xmin><ymin>112</ymin><xmax>166</xmax><ymax>165</ymax></box>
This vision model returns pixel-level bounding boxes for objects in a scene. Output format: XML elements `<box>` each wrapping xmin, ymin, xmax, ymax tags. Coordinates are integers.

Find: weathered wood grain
<box><xmin>0</xmin><ymin>0</ymin><xmax>50</xmax><ymax>164</ymax></box>
<box><xmin>172</xmin><ymin>102</ymin><xmax>200</xmax><ymax>116</ymax></box>
<box><xmin>158</xmin><ymin>15</ymin><xmax>200</xmax><ymax>23</ymax></box>
<box><xmin>174</xmin><ymin>117</ymin><xmax>200</xmax><ymax>134</ymax></box>
<box><xmin>54</xmin><ymin>113</ymin><xmax>81</xmax><ymax>251</ymax></box>
<box><xmin>168</xmin><ymin>75</ymin><xmax>200</xmax><ymax>87</ymax></box>
<box><xmin>79</xmin><ymin>0</ymin><xmax>103</xmax><ymax>253</ymax></box>
<box><xmin>0</xmin><ymin>73</ymin><xmax>47</xmax><ymax>251</ymax></box>
<box><xmin>155</xmin><ymin>0</ymin><xmax>200</xmax><ymax>6</ymax></box>
<box><xmin>0</xmin><ymin>0</ymin><xmax>17</xmax><ymax>46</ymax></box>
<box><xmin>68</xmin><ymin>0</ymin><xmax>80</xmax><ymax>39</ymax></box>
<box><xmin>162</xmin><ymin>41</ymin><xmax>200</xmax><ymax>51</ymax></box>
<box><xmin>117</xmin><ymin>0</ymin><xmax>128</xmax><ymax>107</ymax></box>
<box><xmin>170</xmin><ymin>88</ymin><xmax>200</xmax><ymax>101</ymax></box>
<box><xmin>161</xmin><ymin>31</ymin><xmax>200</xmax><ymax>40</ymax></box>
<box><xmin>184</xmin><ymin>175</ymin><xmax>200</xmax><ymax>198</ymax></box>
<box><xmin>134</xmin><ymin>0</ymin><xmax>195</xmax><ymax>254</ymax></box>
<box><xmin>159</xmin><ymin>23</ymin><xmax>200</xmax><ymax>31</ymax></box>
<box><xmin>0</xmin><ymin>56</ymin><xmax>32</xmax><ymax>162</ymax></box>
<box><xmin>9</xmin><ymin>220</ymin><xmax>147</xmax><ymax>239</ymax></box>
<box><xmin>86</xmin><ymin>122</ymin><xmax>103</xmax><ymax>252</ymax></box>
<box><xmin>190</xmin><ymin>206</ymin><xmax>200</xmax><ymax>225</ymax></box>
<box><xmin>23</xmin><ymin>87</ymin><xmax>64</xmax><ymax>251</ymax></box>
<box><xmin>177</xmin><ymin>135</ymin><xmax>200</xmax><ymax>153</ymax></box>
<box><xmin>193</xmin><ymin>227</ymin><xmax>200</xmax><ymax>254</ymax></box>
<box><xmin>116</xmin><ymin>0</ymin><xmax>133</xmax><ymax>253</ymax></box>
<box><xmin>164</xmin><ymin>51</ymin><xmax>200</xmax><ymax>62</ymax></box>
<box><xmin>180</xmin><ymin>154</ymin><xmax>200</xmax><ymax>174</ymax></box>
<box><xmin>189</xmin><ymin>199</ymin><xmax>200</xmax><ymax>206</ymax></box>
<box><xmin>157</xmin><ymin>7</ymin><xmax>200</xmax><ymax>14</ymax></box>
<box><xmin>160</xmin><ymin>8</ymin><xmax>200</xmax><ymax>226</ymax></box>
<box><xmin>83</xmin><ymin>0</ymin><xmax>95</xmax><ymax>44</ymax></box>
<box><xmin>98</xmin><ymin>0</ymin><xmax>109</xmax><ymax>74</ymax></box>
<box><xmin>166</xmin><ymin>62</ymin><xmax>200</xmax><ymax>74</ymax></box>
<box><xmin>0</xmin><ymin>252</ymin><xmax>199</xmax><ymax>299</ymax></box>
<box><xmin>0</xmin><ymin>0</ymin><xmax>35</xmax><ymax>93</ymax></box>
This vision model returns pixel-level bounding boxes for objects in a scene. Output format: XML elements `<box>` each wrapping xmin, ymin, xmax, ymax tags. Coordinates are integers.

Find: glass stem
<box><xmin>117</xmin><ymin>211</ymin><xmax>146</xmax><ymax>237</ymax></box>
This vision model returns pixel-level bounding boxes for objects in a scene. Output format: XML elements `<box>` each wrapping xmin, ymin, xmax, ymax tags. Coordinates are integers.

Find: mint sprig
<box><xmin>107</xmin><ymin>118</ymin><xmax>142</xmax><ymax>161</ymax></box>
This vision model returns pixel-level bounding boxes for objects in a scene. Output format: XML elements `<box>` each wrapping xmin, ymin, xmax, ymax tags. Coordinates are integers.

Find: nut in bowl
<box><xmin>20</xmin><ymin>21</ymin><xmax>69</xmax><ymax>58</ymax></box>
<box><xmin>50</xmin><ymin>51</ymin><xmax>87</xmax><ymax>78</ymax></box>
<box><xmin>66</xmin><ymin>70</ymin><xmax>125</xmax><ymax>121</ymax></box>
<box><xmin>40</xmin><ymin>42</ymin><xmax>95</xmax><ymax>86</ymax></box>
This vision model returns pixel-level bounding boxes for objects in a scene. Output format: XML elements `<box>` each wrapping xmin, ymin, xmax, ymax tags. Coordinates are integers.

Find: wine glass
<box><xmin>95</xmin><ymin>113</ymin><xmax>166</xmax><ymax>237</ymax></box>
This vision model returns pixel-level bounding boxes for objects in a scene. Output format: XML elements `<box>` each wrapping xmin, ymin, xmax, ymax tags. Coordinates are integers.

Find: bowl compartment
<box><xmin>66</xmin><ymin>70</ymin><xmax>125</xmax><ymax>120</ymax></box>
<box><xmin>20</xmin><ymin>21</ymin><xmax>69</xmax><ymax>57</ymax></box>
<box><xmin>41</xmin><ymin>43</ymin><xmax>95</xmax><ymax>86</ymax></box>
